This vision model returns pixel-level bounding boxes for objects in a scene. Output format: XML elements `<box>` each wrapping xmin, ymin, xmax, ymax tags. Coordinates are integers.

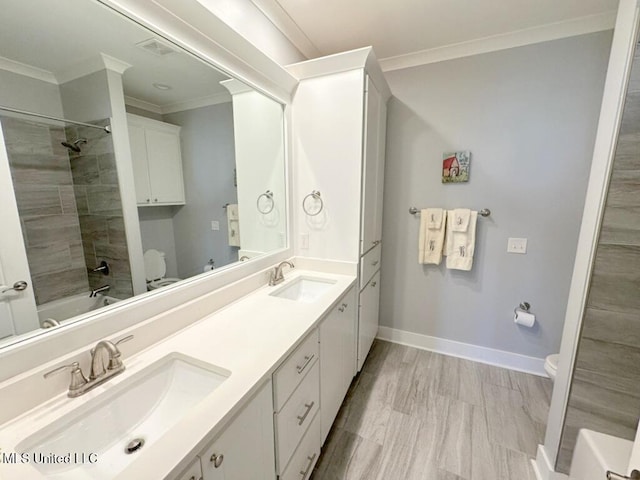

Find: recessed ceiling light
<box><xmin>153</xmin><ymin>83</ymin><xmax>172</xmax><ymax>91</ymax></box>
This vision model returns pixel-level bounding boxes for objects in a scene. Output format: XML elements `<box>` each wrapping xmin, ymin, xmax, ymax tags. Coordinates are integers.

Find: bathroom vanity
<box><xmin>0</xmin><ymin>265</ymin><xmax>357</xmax><ymax>479</ymax></box>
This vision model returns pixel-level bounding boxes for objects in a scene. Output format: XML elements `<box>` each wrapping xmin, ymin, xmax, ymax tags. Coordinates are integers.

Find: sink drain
<box><xmin>124</xmin><ymin>437</ymin><xmax>145</xmax><ymax>454</ymax></box>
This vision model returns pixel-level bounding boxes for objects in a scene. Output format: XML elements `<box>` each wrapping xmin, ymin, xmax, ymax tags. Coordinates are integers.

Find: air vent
<box><xmin>136</xmin><ymin>38</ymin><xmax>178</xmax><ymax>57</ymax></box>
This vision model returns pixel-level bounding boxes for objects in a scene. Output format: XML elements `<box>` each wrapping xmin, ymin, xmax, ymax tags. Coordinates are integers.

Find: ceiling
<box><xmin>0</xmin><ymin>0</ymin><xmax>234</xmax><ymax>110</ymax></box>
<box><xmin>254</xmin><ymin>0</ymin><xmax>619</xmax><ymax>61</ymax></box>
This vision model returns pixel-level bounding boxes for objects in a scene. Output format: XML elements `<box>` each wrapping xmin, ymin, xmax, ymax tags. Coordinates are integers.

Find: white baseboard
<box><xmin>377</xmin><ymin>326</ymin><xmax>547</xmax><ymax>377</ymax></box>
<box><xmin>533</xmin><ymin>445</ymin><xmax>569</xmax><ymax>480</ymax></box>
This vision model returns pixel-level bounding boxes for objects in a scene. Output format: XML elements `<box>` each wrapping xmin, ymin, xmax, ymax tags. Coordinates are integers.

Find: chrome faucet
<box><xmin>90</xmin><ymin>285</ymin><xmax>110</xmax><ymax>298</ymax></box>
<box><xmin>44</xmin><ymin>335</ymin><xmax>134</xmax><ymax>397</ymax></box>
<box><xmin>269</xmin><ymin>261</ymin><xmax>294</xmax><ymax>286</ymax></box>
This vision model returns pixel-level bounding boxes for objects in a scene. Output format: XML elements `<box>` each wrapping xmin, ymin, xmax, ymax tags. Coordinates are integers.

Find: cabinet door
<box><xmin>128</xmin><ymin>123</ymin><xmax>152</xmax><ymax>205</ymax></box>
<box><xmin>175</xmin><ymin>458</ymin><xmax>203</xmax><ymax>480</ymax></box>
<box><xmin>373</xmin><ymin>96</ymin><xmax>387</xmax><ymax>244</ymax></box>
<box><xmin>360</xmin><ymin>75</ymin><xmax>382</xmax><ymax>255</ymax></box>
<box><xmin>319</xmin><ymin>286</ymin><xmax>357</xmax><ymax>442</ymax></box>
<box><xmin>320</xmin><ymin>306</ymin><xmax>342</xmax><ymax>442</ymax></box>
<box><xmin>357</xmin><ymin>271</ymin><xmax>381</xmax><ymax>371</ymax></box>
<box><xmin>145</xmin><ymin>127</ymin><xmax>185</xmax><ymax>204</ymax></box>
<box><xmin>201</xmin><ymin>381</ymin><xmax>275</xmax><ymax>480</ymax></box>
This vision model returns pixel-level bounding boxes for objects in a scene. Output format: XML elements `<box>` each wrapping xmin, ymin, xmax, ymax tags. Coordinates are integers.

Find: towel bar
<box><xmin>409</xmin><ymin>207</ymin><xmax>491</xmax><ymax>217</ymax></box>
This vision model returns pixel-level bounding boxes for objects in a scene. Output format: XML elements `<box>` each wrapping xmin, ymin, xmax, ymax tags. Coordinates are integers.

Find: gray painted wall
<box><xmin>557</xmin><ymin>44</ymin><xmax>640</xmax><ymax>474</ymax></box>
<box><xmin>164</xmin><ymin>103</ymin><xmax>238</xmax><ymax>278</ymax></box>
<box><xmin>0</xmin><ymin>70</ymin><xmax>63</xmax><ymax>118</ymax></box>
<box><xmin>380</xmin><ymin>32</ymin><xmax>612</xmax><ymax>361</ymax></box>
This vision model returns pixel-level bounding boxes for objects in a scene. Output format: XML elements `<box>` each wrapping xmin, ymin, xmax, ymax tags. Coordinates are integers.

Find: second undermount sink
<box><xmin>270</xmin><ymin>276</ymin><xmax>336</xmax><ymax>303</ymax></box>
<box><xmin>17</xmin><ymin>353</ymin><xmax>230</xmax><ymax>479</ymax></box>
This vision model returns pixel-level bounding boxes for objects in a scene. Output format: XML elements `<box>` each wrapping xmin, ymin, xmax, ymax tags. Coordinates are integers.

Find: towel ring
<box><xmin>256</xmin><ymin>190</ymin><xmax>274</xmax><ymax>214</ymax></box>
<box><xmin>303</xmin><ymin>190</ymin><xmax>323</xmax><ymax>216</ymax></box>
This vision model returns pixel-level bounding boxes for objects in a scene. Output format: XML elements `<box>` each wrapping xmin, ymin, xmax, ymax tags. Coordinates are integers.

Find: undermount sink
<box><xmin>270</xmin><ymin>276</ymin><xmax>336</xmax><ymax>303</ymax></box>
<box><xmin>17</xmin><ymin>354</ymin><xmax>230</xmax><ymax>479</ymax></box>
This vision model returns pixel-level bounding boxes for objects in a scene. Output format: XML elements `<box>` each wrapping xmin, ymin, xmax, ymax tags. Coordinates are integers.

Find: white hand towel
<box><xmin>226</xmin><ymin>204</ymin><xmax>241</xmax><ymax>247</ymax></box>
<box><xmin>451</xmin><ymin>208</ymin><xmax>471</xmax><ymax>232</ymax></box>
<box><xmin>426</xmin><ymin>208</ymin><xmax>444</xmax><ymax>229</ymax></box>
<box><xmin>419</xmin><ymin>209</ymin><xmax>447</xmax><ymax>265</ymax></box>
<box><xmin>445</xmin><ymin>210</ymin><xmax>477</xmax><ymax>271</ymax></box>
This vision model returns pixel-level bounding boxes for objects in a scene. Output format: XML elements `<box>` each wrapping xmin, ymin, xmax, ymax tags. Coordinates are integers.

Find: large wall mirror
<box><xmin>0</xmin><ymin>0</ymin><xmax>288</xmax><ymax>348</ymax></box>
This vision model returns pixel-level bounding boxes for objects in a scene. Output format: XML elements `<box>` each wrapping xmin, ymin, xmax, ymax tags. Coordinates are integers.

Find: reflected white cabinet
<box><xmin>319</xmin><ymin>286</ymin><xmax>357</xmax><ymax>442</ymax></box>
<box><xmin>199</xmin><ymin>380</ymin><xmax>275</xmax><ymax>480</ymax></box>
<box><xmin>288</xmin><ymin>48</ymin><xmax>390</xmax><ymax>374</ymax></box>
<box><xmin>127</xmin><ymin>113</ymin><xmax>185</xmax><ymax>206</ymax></box>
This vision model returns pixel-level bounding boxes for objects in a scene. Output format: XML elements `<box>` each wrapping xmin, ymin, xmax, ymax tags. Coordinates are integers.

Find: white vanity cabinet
<box><xmin>272</xmin><ymin>330</ymin><xmax>320</xmax><ymax>478</ymax></box>
<box><xmin>127</xmin><ymin>113</ymin><xmax>185</xmax><ymax>206</ymax></box>
<box><xmin>175</xmin><ymin>458</ymin><xmax>203</xmax><ymax>480</ymax></box>
<box><xmin>198</xmin><ymin>380</ymin><xmax>275</xmax><ymax>480</ymax></box>
<box><xmin>288</xmin><ymin>48</ymin><xmax>390</xmax><ymax>374</ymax></box>
<box><xmin>319</xmin><ymin>286</ymin><xmax>357</xmax><ymax>442</ymax></box>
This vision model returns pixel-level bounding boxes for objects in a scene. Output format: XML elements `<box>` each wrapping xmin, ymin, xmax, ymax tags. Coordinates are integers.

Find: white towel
<box><xmin>450</xmin><ymin>208</ymin><xmax>471</xmax><ymax>232</ymax></box>
<box><xmin>445</xmin><ymin>209</ymin><xmax>477</xmax><ymax>271</ymax></box>
<box><xmin>419</xmin><ymin>208</ymin><xmax>447</xmax><ymax>265</ymax></box>
<box><xmin>226</xmin><ymin>204</ymin><xmax>241</xmax><ymax>247</ymax></box>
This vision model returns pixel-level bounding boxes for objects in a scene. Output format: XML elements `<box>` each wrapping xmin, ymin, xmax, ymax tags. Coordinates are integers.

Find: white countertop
<box><xmin>0</xmin><ymin>268</ymin><xmax>356</xmax><ymax>479</ymax></box>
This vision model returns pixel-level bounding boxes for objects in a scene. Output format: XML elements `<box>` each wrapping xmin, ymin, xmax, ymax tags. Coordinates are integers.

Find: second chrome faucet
<box><xmin>269</xmin><ymin>261</ymin><xmax>294</xmax><ymax>286</ymax></box>
<box><xmin>44</xmin><ymin>335</ymin><xmax>134</xmax><ymax>397</ymax></box>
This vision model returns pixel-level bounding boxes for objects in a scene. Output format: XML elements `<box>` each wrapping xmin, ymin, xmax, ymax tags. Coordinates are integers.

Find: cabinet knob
<box><xmin>371</xmin><ymin>281</ymin><xmax>377</xmax><ymax>288</ymax></box>
<box><xmin>210</xmin><ymin>453</ymin><xmax>224</xmax><ymax>468</ymax></box>
<box><xmin>146</xmin><ymin>198</ymin><xmax>150</xmax><ymax>203</ymax></box>
<box><xmin>372</xmin><ymin>260</ymin><xmax>379</xmax><ymax>266</ymax></box>
<box><xmin>338</xmin><ymin>307</ymin><xmax>345</xmax><ymax>312</ymax></box>
<box><xmin>154</xmin><ymin>198</ymin><xmax>158</xmax><ymax>202</ymax></box>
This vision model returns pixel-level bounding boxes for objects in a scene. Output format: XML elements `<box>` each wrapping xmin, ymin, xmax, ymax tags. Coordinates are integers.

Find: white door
<box><xmin>0</xmin><ymin>122</ymin><xmax>39</xmax><ymax>338</ymax></box>
<box><xmin>145</xmin><ymin>127</ymin><xmax>184</xmax><ymax>204</ymax></box>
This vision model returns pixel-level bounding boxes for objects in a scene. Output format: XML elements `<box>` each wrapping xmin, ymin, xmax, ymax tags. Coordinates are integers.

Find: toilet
<box><xmin>544</xmin><ymin>353</ymin><xmax>559</xmax><ymax>382</ymax></box>
<box><xmin>144</xmin><ymin>249</ymin><xmax>181</xmax><ymax>290</ymax></box>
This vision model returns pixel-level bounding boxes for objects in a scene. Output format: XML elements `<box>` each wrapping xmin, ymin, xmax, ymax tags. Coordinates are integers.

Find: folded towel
<box><xmin>451</xmin><ymin>208</ymin><xmax>471</xmax><ymax>232</ymax></box>
<box><xmin>425</xmin><ymin>208</ymin><xmax>444</xmax><ymax>229</ymax></box>
<box><xmin>419</xmin><ymin>209</ymin><xmax>447</xmax><ymax>265</ymax></box>
<box><xmin>445</xmin><ymin>210</ymin><xmax>477</xmax><ymax>271</ymax></box>
<box><xmin>226</xmin><ymin>204</ymin><xmax>241</xmax><ymax>247</ymax></box>
<box><xmin>227</xmin><ymin>203</ymin><xmax>239</xmax><ymax>220</ymax></box>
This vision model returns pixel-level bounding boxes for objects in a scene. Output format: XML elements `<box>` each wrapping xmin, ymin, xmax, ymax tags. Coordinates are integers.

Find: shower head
<box><xmin>61</xmin><ymin>138</ymin><xmax>87</xmax><ymax>153</ymax></box>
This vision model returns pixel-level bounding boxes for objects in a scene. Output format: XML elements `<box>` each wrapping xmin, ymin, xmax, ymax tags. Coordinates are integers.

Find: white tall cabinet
<box><xmin>288</xmin><ymin>47</ymin><xmax>391</xmax><ymax>372</ymax></box>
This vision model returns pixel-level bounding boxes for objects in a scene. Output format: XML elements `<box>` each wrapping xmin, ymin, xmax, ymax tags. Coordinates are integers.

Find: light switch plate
<box><xmin>300</xmin><ymin>233</ymin><xmax>309</xmax><ymax>249</ymax></box>
<box><xmin>507</xmin><ymin>237</ymin><xmax>527</xmax><ymax>254</ymax></box>
<box><xmin>211</xmin><ymin>220</ymin><xmax>220</xmax><ymax>231</ymax></box>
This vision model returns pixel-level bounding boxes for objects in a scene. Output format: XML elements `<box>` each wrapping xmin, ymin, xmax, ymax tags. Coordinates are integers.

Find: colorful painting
<box><xmin>442</xmin><ymin>151</ymin><xmax>470</xmax><ymax>183</ymax></box>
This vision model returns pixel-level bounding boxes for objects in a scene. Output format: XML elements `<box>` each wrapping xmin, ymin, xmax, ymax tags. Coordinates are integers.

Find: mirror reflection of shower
<box><xmin>61</xmin><ymin>138</ymin><xmax>87</xmax><ymax>153</ymax></box>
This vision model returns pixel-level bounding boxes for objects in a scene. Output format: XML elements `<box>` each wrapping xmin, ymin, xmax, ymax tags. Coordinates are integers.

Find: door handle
<box><xmin>1</xmin><ymin>281</ymin><xmax>28</xmax><ymax>293</ymax></box>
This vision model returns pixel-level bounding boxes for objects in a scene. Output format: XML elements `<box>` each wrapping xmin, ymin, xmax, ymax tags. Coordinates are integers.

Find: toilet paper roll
<box><xmin>514</xmin><ymin>309</ymin><xmax>535</xmax><ymax>328</ymax></box>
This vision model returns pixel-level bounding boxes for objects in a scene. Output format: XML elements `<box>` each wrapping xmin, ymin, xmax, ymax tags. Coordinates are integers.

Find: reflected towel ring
<box><xmin>257</xmin><ymin>190</ymin><xmax>274</xmax><ymax>214</ymax></box>
<box><xmin>303</xmin><ymin>190</ymin><xmax>323</xmax><ymax>216</ymax></box>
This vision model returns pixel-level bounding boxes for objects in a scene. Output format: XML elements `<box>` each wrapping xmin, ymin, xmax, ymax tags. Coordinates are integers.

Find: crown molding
<box><xmin>379</xmin><ymin>11</ymin><xmax>617</xmax><ymax>72</ymax></box>
<box><xmin>0</xmin><ymin>56</ymin><xmax>57</xmax><ymax>84</ymax></box>
<box><xmin>249</xmin><ymin>0</ymin><xmax>319</xmax><ymax>59</ymax></box>
<box><xmin>56</xmin><ymin>53</ymin><xmax>132</xmax><ymax>84</ymax></box>
<box><xmin>160</xmin><ymin>92</ymin><xmax>231</xmax><ymax>114</ymax></box>
<box><xmin>125</xmin><ymin>92</ymin><xmax>232</xmax><ymax>115</ymax></box>
<box><xmin>124</xmin><ymin>96</ymin><xmax>163</xmax><ymax>114</ymax></box>
<box><xmin>220</xmin><ymin>78</ymin><xmax>257</xmax><ymax>95</ymax></box>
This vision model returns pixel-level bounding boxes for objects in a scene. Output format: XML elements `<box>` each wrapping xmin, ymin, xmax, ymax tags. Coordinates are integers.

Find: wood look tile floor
<box><xmin>311</xmin><ymin>340</ymin><xmax>552</xmax><ymax>480</ymax></box>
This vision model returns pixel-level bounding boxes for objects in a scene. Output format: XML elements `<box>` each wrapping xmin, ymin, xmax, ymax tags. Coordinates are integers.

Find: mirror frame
<box><xmin>0</xmin><ymin>0</ymin><xmax>297</xmax><ymax>381</ymax></box>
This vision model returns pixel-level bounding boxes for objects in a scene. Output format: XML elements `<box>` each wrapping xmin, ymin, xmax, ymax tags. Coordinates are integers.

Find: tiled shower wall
<box><xmin>557</xmin><ymin>45</ymin><xmax>640</xmax><ymax>472</ymax></box>
<box><xmin>1</xmin><ymin>117</ymin><xmax>89</xmax><ymax>304</ymax></box>
<box><xmin>1</xmin><ymin>116</ymin><xmax>133</xmax><ymax>305</ymax></box>
<box><xmin>68</xmin><ymin>122</ymin><xmax>133</xmax><ymax>300</ymax></box>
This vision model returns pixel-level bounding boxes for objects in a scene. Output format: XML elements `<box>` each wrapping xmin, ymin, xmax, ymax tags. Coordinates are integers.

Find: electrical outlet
<box><xmin>507</xmin><ymin>237</ymin><xmax>527</xmax><ymax>254</ymax></box>
<box><xmin>300</xmin><ymin>233</ymin><xmax>309</xmax><ymax>249</ymax></box>
<box><xmin>211</xmin><ymin>220</ymin><xmax>220</xmax><ymax>231</ymax></box>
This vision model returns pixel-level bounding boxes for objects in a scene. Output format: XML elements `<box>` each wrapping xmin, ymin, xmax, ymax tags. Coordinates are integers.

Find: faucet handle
<box><xmin>115</xmin><ymin>334</ymin><xmax>134</xmax><ymax>347</ymax></box>
<box><xmin>108</xmin><ymin>335</ymin><xmax>134</xmax><ymax>370</ymax></box>
<box><xmin>44</xmin><ymin>362</ymin><xmax>88</xmax><ymax>396</ymax></box>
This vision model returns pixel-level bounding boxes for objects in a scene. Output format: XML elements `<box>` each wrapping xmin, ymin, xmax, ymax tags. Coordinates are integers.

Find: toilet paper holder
<box><xmin>514</xmin><ymin>302</ymin><xmax>531</xmax><ymax>315</ymax></box>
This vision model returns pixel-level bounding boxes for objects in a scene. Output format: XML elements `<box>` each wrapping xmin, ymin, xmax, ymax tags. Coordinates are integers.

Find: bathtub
<box><xmin>37</xmin><ymin>293</ymin><xmax>120</xmax><ymax>327</ymax></box>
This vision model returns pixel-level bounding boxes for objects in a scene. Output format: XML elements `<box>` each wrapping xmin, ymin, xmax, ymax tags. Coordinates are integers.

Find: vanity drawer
<box><xmin>280</xmin><ymin>413</ymin><xmax>320</xmax><ymax>480</ymax></box>
<box><xmin>273</xmin><ymin>329</ymin><xmax>319</xmax><ymax>411</ymax></box>
<box><xmin>360</xmin><ymin>242</ymin><xmax>381</xmax><ymax>288</ymax></box>
<box><xmin>275</xmin><ymin>360</ymin><xmax>320</xmax><ymax>472</ymax></box>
